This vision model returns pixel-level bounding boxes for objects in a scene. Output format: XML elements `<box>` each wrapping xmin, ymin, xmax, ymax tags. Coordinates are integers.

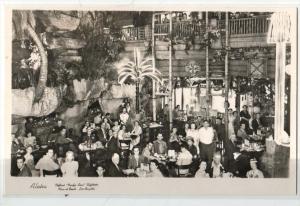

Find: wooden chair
<box><xmin>177</xmin><ymin>164</ymin><xmax>192</xmax><ymax>177</ymax></box>
<box><xmin>119</xmin><ymin>139</ymin><xmax>131</xmax><ymax>151</ymax></box>
<box><xmin>42</xmin><ymin>169</ymin><xmax>62</xmax><ymax>177</ymax></box>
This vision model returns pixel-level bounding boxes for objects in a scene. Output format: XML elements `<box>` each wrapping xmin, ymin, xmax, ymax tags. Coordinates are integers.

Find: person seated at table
<box><xmin>106</xmin><ymin>129</ymin><xmax>121</xmax><ymax>156</ymax></box>
<box><xmin>24</xmin><ymin>146</ymin><xmax>39</xmax><ymax>176</ymax></box>
<box><xmin>199</xmin><ymin>120</ymin><xmax>216</xmax><ymax>164</ymax></box>
<box><xmin>130</xmin><ymin>121</ymin><xmax>142</xmax><ymax>148</ymax></box>
<box><xmin>176</xmin><ymin>143</ymin><xmax>193</xmax><ymax>165</ymax></box>
<box><xmin>187</xmin><ymin>123</ymin><xmax>200</xmax><ymax>154</ymax></box>
<box><xmin>176</xmin><ymin>143</ymin><xmax>193</xmax><ymax>175</ymax></box>
<box><xmin>232</xmin><ymin>152</ymin><xmax>251</xmax><ymax>178</ymax></box>
<box><xmin>246</xmin><ymin>158</ymin><xmax>264</xmax><ymax>178</ymax></box>
<box><xmin>146</xmin><ymin>159</ymin><xmax>164</xmax><ymax>177</ymax></box>
<box><xmin>96</xmin><ymin>122</ymin><xmax>109</xmax><ymax>143</ymax></box>
<box><xmin>118</xmin><ymin>125</ymin><xmax>130</xmax><ymax>141</ymax></box>
<box><xmin>250</xmin><ymin>113</ymin><xmax>262</xmax><ymax>135</ymax></box>
<box><xmin>93</xmin><ymin>141</ymin><xmax>108</xmax><ymax>166</ymax></box>
<box><xmin>208</xmin><ymin>152</ymin><xmax>224</xmax><ymax>178</ymax></box>
<box><xmin>120</xmin><ymin>107</ymin><xmax>129</xmax><ymax>125</ymax></box>
<box><xmin>186</xmin><ymin>136</ymin><xmax>197</xmax><ymax>159</ymax></box>
<box><xmin>112</xmin><ymin>120</ymin><xmax>121</xmax><ymax>135</ymax></box>
<box><xmin>82</xmin><ymin>128</ymin><xmax>98</xmax><ymax>144</ymax></box>
<box><xmin>96</xmin><ymin>164</ymin><xmax>106</xmax><ymax>177</ymax></box>
<box><xmin>81</xmin><ymin>121</ymin><xmax>90</xmax><ymax>136</ymax></box>
<box><xmin>16</xmin><ymin>156</ymin><xmax>32</xmax><ymax>177</ymax></box>
<box><xmin>78</xmin><ymin>152</ymin><xmax>97</xmax><ymax>177</ymax></box>
<box><xmin>102</xmin><ymin>118</ymin><xmax>111</xmax><ymax>130</ymax></box>
<box><xmin>61</xmin><ymin>151</ymin><xmax>79</xmax><ymax>177</ymax></box>
<box><xmin>66</xmin><ymin>128</ymin><xmax>79</xmax><ymax>144</ymax></box>
<box><xmin>128</xmin><ymin>147</ymin><xmax>148</xmax><ymax>170</ymax></box>
<box><xmin>24</xmin><ymin>131</ymin><xmax>37</xmax><ymax>148</ymax></box>
<box><xmin>35</xmin><ymin>148</ymin><xmax>60</xmax><ymax>177</ymax></box>
<box><xmin>55</xmin><ymin>128</ymin><xmax>73</xmax><ymax>145</ymax></box>
<box><xmin>179</xmin><ymin>123</ymin><xmax>189</xmax><ymax>138</ymax></box>
<box><xmin>52</xmin><ymin>119</ymin><xmax>65</xmax><ymax>134</ymax></box>
<box><xmin>168</xmin><ymin>127</ymin><xmax>181</xmax><ymax>152</ymax></box>
<box><xmin>93</xmin><ymin>113</ymin><xmax>102</xmax><ymax>126</ymax></box>
<box><xmin>105</xmin><ymin>113</ymin><xmax>113</xmax><ymax>125</ymax></box>
<box><xmin>106</xmin><ymin>153</ymin><xmax>125</xmax><ymax>177</ymax></box>
<box><xmin>237</xmin><ymin>123</ymin><xmax>249</xmax><ymax>144</ymax></box>
<box><xmin>142</xmin><ymin>142</ymin><xmax>154</xmax><ymax>160</ymax></box>
<box><xmin>214</xmin><ymin>118</ymin><xmax>225</xmax><ymax>142</ymax></box>
<box><xmin>152</xmin><ymin>133</ymin><xmax>168</xmax><ymax>155</ymax></box>
<box><xmin>11</xmin><ymin>134</ymin><xmax>23</xmax><ymax>155</ymax></box>
<box><xmin>195</xmin><ymin>161</ymin><xmax>210</xmax><ymax>178</ymax></box>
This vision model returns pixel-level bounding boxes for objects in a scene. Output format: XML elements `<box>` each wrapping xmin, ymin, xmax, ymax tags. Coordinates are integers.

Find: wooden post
<box><xmin>205</xmin><ymin>11</ymin><xmax>210</xmax><ymax>119</ymax></box>
<box><xmin>236</xmin><ymin>77</ymin><xmax>241</xmax><ymax>127</ymax></box>
<box><xmin>169</xmin><ymin>12</ymin><xmax>173</xmax><ymax>130</ymax></box>
<box><xmin>224</xmin><ymin>12</ymin><xmax>229</xmax><ymax>139</ymax></box>
<box><xmin>274</xmin><ymin>42</ymin><xmax>286</xmax><ymax>143</ymax></box>
<box><xmin>152</xmin><ymin>13</ymin><xmax>157</xmax><ymax>122</ymax></box>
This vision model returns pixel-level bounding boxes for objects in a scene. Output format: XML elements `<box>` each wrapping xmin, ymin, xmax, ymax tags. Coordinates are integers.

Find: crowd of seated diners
<box><xmin>11</xmin><ymin>98</ymin><xmax>268</xmax><ymax>178</ymax></box>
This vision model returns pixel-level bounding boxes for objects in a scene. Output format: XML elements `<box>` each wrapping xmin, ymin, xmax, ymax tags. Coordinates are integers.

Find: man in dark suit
<box><xmin>214</xmin><ymin>118</ymin><xmax>226</xmax><ymax>142</ymax></box>
<box><xmin>96</xmin><ymin>122</ymin><xmax>108</xmax><ymax>144</ymax></box>
<box><xmin>17</xmin><ymin>157</ymin><xmax>32</xmax><ymax>177</ymax></box>
<box><xmin>223</xmin><ymin>134</ymin><xmax>239</xmax><ymax>173</ymax></box>
<box><xmin>233</xmin><ymin>152</ymin><xmax>251</xmax><ymax>178</ymax></box>
<box><xmin>52</xmin><ymin>120</ymin><xmax>65</xmax><ymax>134</ymax></box>
<box><xmin>106</xmin><ymin>153</ymin><xmax>124</xmax><ymax>177</ymax></box>
<box><xmin>127</xmin><ymin>147</ymin><xmax>148</xmax><ymax>170</ymax></box>
<box><xmin>251</xmin><ymin>113</ymin><xmax>262</xmax><ymax>134</ymax></box>
<box><xmin>106</xmin><ymin>129</ymin><xmax>121</xmax><ymax>156</ymax></box>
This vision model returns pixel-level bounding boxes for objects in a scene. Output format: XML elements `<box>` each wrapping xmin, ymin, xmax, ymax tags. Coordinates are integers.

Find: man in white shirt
<box><xmin>119</xmin><ymin>107</ymin><xmax>129</xmax><ymax>124</ymax></box>
<box><xmin>198</xmin><ymin>120</ymin><xmax>216</xmax><ymax>164</ymax></box>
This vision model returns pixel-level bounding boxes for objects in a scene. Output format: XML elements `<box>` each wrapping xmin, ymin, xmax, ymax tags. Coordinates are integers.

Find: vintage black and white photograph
<box><xmin>5</xmin><ymin>6</ymin><xmax>297</xmax><ymax>195</ymax></box>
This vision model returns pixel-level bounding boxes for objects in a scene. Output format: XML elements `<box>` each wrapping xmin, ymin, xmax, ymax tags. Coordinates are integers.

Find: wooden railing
<box><xmin>121</xmin><ymin>15</ymin><xmax>270</xmax><ymax>41</ymax></box>
<box><xmin>227</xmin><ymin>15</ymin><xmax>270</xmax><ymax>36</ymax></box>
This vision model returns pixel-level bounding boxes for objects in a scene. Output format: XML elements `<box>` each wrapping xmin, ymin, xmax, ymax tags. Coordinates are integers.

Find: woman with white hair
<box><xmin>61</xmin><ymin>151</ymin><xmax>79</xmax><ymax>177</ymax></box>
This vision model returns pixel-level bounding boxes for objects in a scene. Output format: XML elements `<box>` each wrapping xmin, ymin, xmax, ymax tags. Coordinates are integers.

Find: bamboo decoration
<box><xmin>267</xmin><ymin>12</ymin><xmax>291</xmax><ymax>144</ymax></box>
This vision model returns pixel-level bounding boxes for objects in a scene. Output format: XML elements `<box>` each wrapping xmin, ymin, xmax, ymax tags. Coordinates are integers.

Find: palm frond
<box><xmin>118</xmin><ymin>73</ymin><xmax>137</xmax><ymax>84</ymax></box>
<box><xmin>140</xmin><ymin>72</ymin><xmax>163</xmax><ymax>84</ymax></box>
<box><xmin>118</xmin><ymin>67</ymin><xmax>136</xmax><ymax>75</ymax></box>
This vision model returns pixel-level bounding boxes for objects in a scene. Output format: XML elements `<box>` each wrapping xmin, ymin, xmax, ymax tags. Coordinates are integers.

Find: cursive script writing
<box><xmin>30</xmin><ymin>183</ymin><xmax>47</xmax><ymax>189</ymax></box>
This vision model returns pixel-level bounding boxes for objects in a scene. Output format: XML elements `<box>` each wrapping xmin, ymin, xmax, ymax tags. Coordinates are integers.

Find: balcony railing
<box><xmin>227</xmin><ymin>15</ymin><xmax>270</xmax><ymax>36</ymax></box>
<box><xmin>121</xmin><ymin>15</ymin><xmax>270</xmax><ymax>41</ymax></box>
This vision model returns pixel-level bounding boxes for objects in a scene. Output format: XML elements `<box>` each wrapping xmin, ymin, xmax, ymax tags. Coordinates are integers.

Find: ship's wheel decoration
<box><xmin>185</xmin><ymin>61</ymin><xmax>201</xmax><ymax>87</ymax></box>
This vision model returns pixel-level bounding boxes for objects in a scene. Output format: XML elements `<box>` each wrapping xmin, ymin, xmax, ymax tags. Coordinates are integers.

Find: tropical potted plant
<box><xmin>117</xmin><ymin>48</ymin><xmax>162</xmax><ymax>113</ymax></box>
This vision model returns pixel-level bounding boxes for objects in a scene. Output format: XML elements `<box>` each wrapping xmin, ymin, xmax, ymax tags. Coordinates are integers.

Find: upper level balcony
<box><xmin>121</xmin><ymin>15</ymin><xmax>271</xmax><ymax>48</ymax></box>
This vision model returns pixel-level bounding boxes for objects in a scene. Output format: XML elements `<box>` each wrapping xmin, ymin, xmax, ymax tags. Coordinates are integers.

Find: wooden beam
<box><xmin>224</xmin><ymin>12</ymin><xmax>229</xmax><ymax>139</ymax></box>
<box><xmin>205</xmin><ymin>11</ymin><xmax>210</xmax><ymax>118</ymax></box>
<box><xmin>152</xmin><ymin>13</ymin><xmax>157</xmax><ymax>121</ymax></box>
<box><xmin>169</xmin><ymin>11</ymin><xmax>173</xmax><ymax>130</ymax></box>
<box><xmin>274</xmin><ymin>42</ymin><xmax>286</xmax><ymax>144</ymax></box>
